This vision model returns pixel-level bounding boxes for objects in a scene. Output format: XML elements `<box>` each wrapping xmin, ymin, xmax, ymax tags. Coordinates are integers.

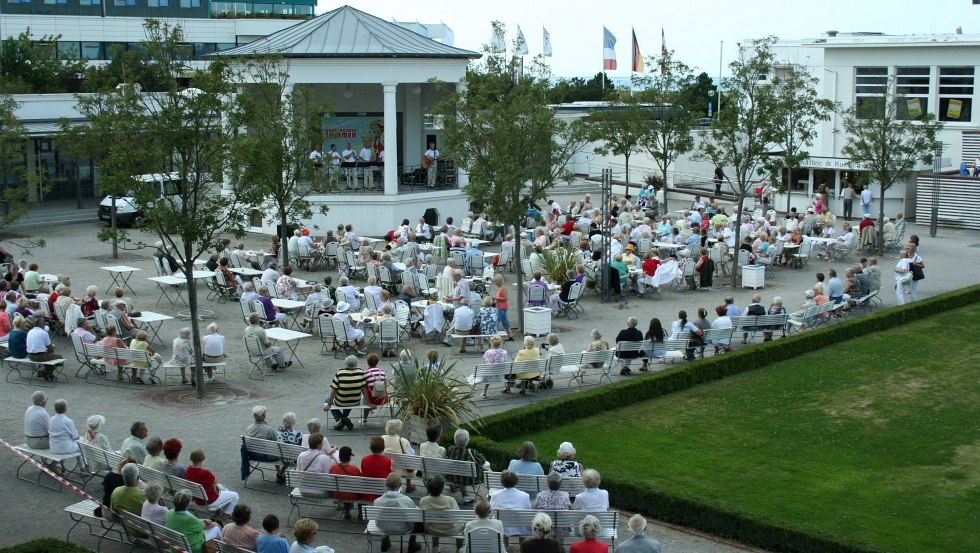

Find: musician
<box><xmin>328</xmin><ymin>144</ymin><xmax>342</xmax><ymax>173</ymax></box>
<box><xmin>341</xmin><ymin>142</ymin><xmax>356</xmax><ymax>185</ymax></box>
<box><xmin>424</xmin><ymin>142</ymin><xmax>439</xmax><ymax>188</ymax></box>
<box><xmin>359</xmin><ymin>140</ymin><xmax>374</xmax><ymax>188</ymax></box>
<box><xmin>309</xmin><ymin>145</ymin><xmax>324</xmax><ymax>172</ymax></box>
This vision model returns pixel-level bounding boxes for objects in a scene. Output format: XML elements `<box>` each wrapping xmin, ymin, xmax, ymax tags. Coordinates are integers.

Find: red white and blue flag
<box><xmin>603</xmin><ymin>26</ymin><xmax>617</xmax><ymax>70</ymax></box>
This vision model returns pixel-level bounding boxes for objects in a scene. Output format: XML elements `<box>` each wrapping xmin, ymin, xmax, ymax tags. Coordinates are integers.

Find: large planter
<box><xmin>406</xmin><ymin>414</ymin><xmax>450</xmax><ymax>446</ymax></box>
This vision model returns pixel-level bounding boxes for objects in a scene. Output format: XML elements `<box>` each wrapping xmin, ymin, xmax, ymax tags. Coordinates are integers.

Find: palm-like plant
<box><xmin>389</xmin><ymin>358</ymin><xmax>482</xmax><ymax>431</ymax></box>
<box><xmin>539</xmin><ymin>246</ymin><xmax>577</xmax><ymax>284</ymax></box>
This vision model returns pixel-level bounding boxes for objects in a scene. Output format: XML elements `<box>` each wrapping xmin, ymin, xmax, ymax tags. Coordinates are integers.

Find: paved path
<box><xmin>0</xmin><ymin>208</ymin><xmax>976</xmax><ymax>552</ymax></box>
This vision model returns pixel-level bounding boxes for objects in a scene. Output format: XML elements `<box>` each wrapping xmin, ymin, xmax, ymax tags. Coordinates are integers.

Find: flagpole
<box><xmin>717</xmin><ymin>40</ymin><xmax>723</xmax><ymax>116</ymax></box>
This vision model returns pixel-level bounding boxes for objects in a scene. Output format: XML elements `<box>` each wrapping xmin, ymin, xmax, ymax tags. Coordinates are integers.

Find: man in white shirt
<box><xmin>333</xmin><ymin>302</ymin><xmax>367</xmax><ymax>356</ymax></box>
<box><xmin>488</xmin><ymin>470</ymin><xmax>532</xmax><ymax>537</ymax></box>
<box><xmin>860</xmin><ymin>185</ymin><xmax>874</xmax><ymax>217</ymax></box>
<box><xmin>121</xmin><ymin>421</ymin><xmax>149</xmax><ymax>463</ymax></box>
<box><xmin>444</xmin><ymin>269</ymin><xmax>470</xmax><ymax>307</ymax></box>
<box><xmin>359</xmin><ymin>142</ymin><xmax>374</xmax><ymax>188</ymax></box>
<box><xmin>261</xmin><ymin>263</ymin><xmax>281</xmax><ymax>284</ymax></box>
<box><xmin>27</xmin><ymin>317</ymin><xmax>63</xmax><ymax>381</ymax></box>
<box><xmin>24</xmin><ymin>391</ymin><xmax>50</xmax><ymax>449</ymax></box>
<box><xmin>328</xmin><ymin>143</ymin><xmax>342</xmax><ymax>173</ymax></box>
<box><xmin>423</xmin><ymin>142</ymin><xmax>439</xmax><ymax>187</ymax></box>
<box><xmin>336</xmin><ymin>276</ymin><xmax>360</xmax><ymax>309</ymax></box>
<box><xmin>442</xmin><ymin>297</ymin><xmax>475</xmax><ymax>353</ymax></box>
<box><xmin>309</xmin><ymin>145</ymin><xmax>324</xmax><ymax>171</ymax></box>
<box><xmin>341</xmin><ymin>142</ymin><xmax>356</xmax><ymax>188</ymax></box>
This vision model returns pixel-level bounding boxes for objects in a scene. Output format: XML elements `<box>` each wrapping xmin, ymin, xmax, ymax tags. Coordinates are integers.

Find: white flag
<box><xmin>543</xmin><ymin>27</ymin><xmax>552</xmax><ymax>57</ymax></box>
<box><xmin>515</xmin><ymin>25</ymin><xmax>529</xmax><ymax>55</ymax></box>
<box><xmin>490</xmin><ymin>22</ymin><xmax>506</xmax><ymax>54</ymax></box>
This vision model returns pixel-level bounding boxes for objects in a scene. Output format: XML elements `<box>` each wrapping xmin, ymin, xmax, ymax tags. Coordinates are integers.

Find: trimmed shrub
<box><xmin>0</xmin><ymin>539</ymin><xmax>93</xmax><ymax>553</ymax></box>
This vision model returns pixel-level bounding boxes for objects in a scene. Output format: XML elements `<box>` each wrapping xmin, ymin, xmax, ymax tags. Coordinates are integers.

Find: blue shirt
<box><xmin>256</xmin><ymin>534</ymin><xmax>290</xmax><ymax>553</ymax></box>
<box><xmin>8</xmin><ymin>329</ymin><xmax>27</xmax><ymax>358</ymax></box>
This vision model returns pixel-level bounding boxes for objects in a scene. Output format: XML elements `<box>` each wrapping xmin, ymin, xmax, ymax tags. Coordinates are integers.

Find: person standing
<box><xmin>840</xmin><ymin>180</ymin><xmax>855</xmax><ymax>221</ymax></box>
<box><xmin>860</xmin><ymin>184</ymin><xmax>874</xmax><ymax>218</ymax></box>
<box><xmin>359</xmin><ymin>140</ymin><xmax>374</xmax><ymax>189</ymax></box>
<box><xmin>309</xmin><ymin>145</ymin><xmax>324</xmax><ymax>172</ymax></box>
<box><xmin>328</xmin><ymin>143</ymin><xmax>342</xmax><ymax>175</ymax></box>
<box><xmin>341</xmin><ymin>142</ymin><xmax>356</xmax><ymax>189</ymax></box>
<box><xmin>424</xmin><ymin>142</ymin><xmax>439</xmax><ymax>188</ymax></box>
<box><xmin>713</xmin><ymin>166</ymin><xmax>724</xmax><ymax>196</ymax></box>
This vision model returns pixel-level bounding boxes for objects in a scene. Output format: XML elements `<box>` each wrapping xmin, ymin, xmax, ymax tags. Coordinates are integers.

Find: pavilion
<box><xmin>214</xmin><ymin>5</ymin><xmax>481</xmax><ymax>235</ymax></box>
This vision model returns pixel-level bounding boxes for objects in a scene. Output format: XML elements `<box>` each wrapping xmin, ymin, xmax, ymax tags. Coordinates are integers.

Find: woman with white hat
<box><xmin>549</xmin><ymin>441</ymin><xmax>584</xmax><ymax>479</ymax></box>
<box><xmin>83</xmin><ymin>414</ymin><xmax>112</xmax><ymax>470</ymax></box>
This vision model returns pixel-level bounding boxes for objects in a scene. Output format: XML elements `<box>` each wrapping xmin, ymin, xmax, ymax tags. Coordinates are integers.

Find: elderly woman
<box><xmin>521</xmin><ymin>512</ymin><xmax>562</xmax><ymax>553</ymax></box>
<box><xmin>490</xmin><ymin>470</ymin><xmax>532</xmax><ymax>539</ymax></box>
<box><xmin>570</xmin><ymin>515</ymin><xmax>607</xmax><ymax>553</ymax></box>
<box><xmin>221</xmin><ymin>504</ymin><xmax>261</xmax><ymax>551</ymax></box>
<box><xmin>508</xmin><ymin>442</ymin><xmax>545</xmax><ymax>488</ymax></box>
<box><xmin>130</xmin><ymin>330</ymin><xmax>163</xmax><ymax>383</ymax></box>
<box><xmin>420</xmin><ymin>475</ymin><xmax>465</xmax><ymax>552</ymax></box>
<box><xmin>200</xmin><ymin>322</ymin><xmax>225</xmax><ymax>383</ymax></box>
<box><xmin>185</xmin><ymin>449</ymin><xmax>240</xmax><ymax>518</ymax></box>
<box><xmin>82</xmin><ymin>414</ymin><xmax>112</xmax><ymax>471</ymax></box>
<box><xmin>532</xmin><ymin>472</ymin><xmax>571</xmax><ymax>510</ymax></box>
<box><xmin>506</xmin><ymin>336</ymin><xmax>542</xmax><ymax>395</ymax></box>
<box><xmin>585</xmin><ymin>329</ymin><xmax>608</xmax><ymax>353</ymax></box>
<box><xmin>445</xmin><ymin>429</ymin><xmax>489</xmax><ymax>504</ymax></box>
<box><xmin>381</xmin><ymin>419</ymin><xmax>417</xmax><ymax>492</ymax></box>
<box><xmin>171</xmin><ymin>327</ymin><xmax>195</xmax><ymax>385</ymax></box>
<box><xmin>290</xmin><ymin>517</ymin><xmax>331</xmax><ymax>553</ymax></box>
<box><xmin>550</xmin><ymin>441</ymin><xmax>583</xmax><ymax>478</ymax></box>
<box><xmin>300</xmin><ymin>418</ymin><xmax>338</xmax><ymax>458</ymax></box>
<box><xmin>165</xmin><ymin>489</ymin><xmax>222</xmax><ymax>553</ymax></box>
<box><xmin>141</xmin><ymin>483</ymin><xmax>168</xmax><ymax>525</ymax></box>
<box><xmin>478</xmin><ymin>335</ymin><xmax>509</xmax><ymax>399</ymax></box>
<box><xmin>573</xmin><ymin>469</ymin><xmax>609</xmax><ymax>511</ymax></box>
<box><xmin>102</xmin><ymin>325</ymin><xmax>137</xmax><ymax>383</ymax></box>
<box><xmin>162</xmin><ymin>437</ymin><xmax>188</xmax><ymax>478</ymax></box>
<box><xmin>49</xmin><ymin>398</ymin><xmax>81</xmax><ymax>456</ymax></box>
<box><xmin>763</xmin><ymin>296</ymin><xmax>787</xmax><ymax>341</ymax></box>
<box><xmin>463</xmin><ymin>496</ymin><xmax>504</xmax><ymax>548</ymax></box>
<box><xmin>80</xmin><ymin>285</ymin><xmax>100</xmax><ymax>319</ymax></box>
<box><xmin>710</xmin><ymin>306</ymin><xmax>733</xmax><ymax>354</ymax></box>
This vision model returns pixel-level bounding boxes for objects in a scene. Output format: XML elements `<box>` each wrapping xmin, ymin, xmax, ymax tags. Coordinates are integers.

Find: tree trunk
<box><xmin>514</xmin><ymin>216</ymin><xmax>526</xmax><ymax>332</ymax></box>
<box><xmin>280</xmin><ymin>206</ymin><xmax>290</xmax><ymax>268</ymax></box>
<box><xmin>877</xmin><ymin>182</ymin><xmax>886</xmax><ymax>256</ymax></box>
<box><xmin>624</xmin><ymin>154</ymin><xmax>630</xmax><ymax>194</ymax></box>
<box><xmin>730</xmin><ymin>193</ymin><xmax>744</xmax><ymax>289</ymax></box>
<box><xmin>183</xmin><ymin>243</ymin><xmax>205</xmax><ymax>398</ymax></box>
<box><xmin>660</xmin><ymin>166</ymin><xmax>669</xmax><ymax>215</ymax></box>
<box><xmin>111</xmin><ymin>196</ymin><xmax>118</xmax><ymax>258</ymax></box>
<box><xmin>785</xmin><ymin>166</ymin><xmax>792</xmax><ymax>216</ymax></box>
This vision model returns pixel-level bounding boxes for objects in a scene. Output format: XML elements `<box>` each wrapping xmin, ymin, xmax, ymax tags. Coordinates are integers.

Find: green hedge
<box><xmin>469</xmin><ymin>284</ymin><xmax>980</xmax><ymax>553</ymax></box>
<box><xmin>0</xmin><ymin>539</ymin><xmax>92</xmax><ymax>553</ymax></box>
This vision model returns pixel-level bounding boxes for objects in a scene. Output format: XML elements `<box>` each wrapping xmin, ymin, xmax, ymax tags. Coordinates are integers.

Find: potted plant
<box><xmin>539</xmin><ymin>246</ymin><xmax>577</xmax><ymax>284</ymax></box>
<box><xmin>389</xmin><ymin>357</ymin><xmax>482</xmax><ymax>444</ymax></box>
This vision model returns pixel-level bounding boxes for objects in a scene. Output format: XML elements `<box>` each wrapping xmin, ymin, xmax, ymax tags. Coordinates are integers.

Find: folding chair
<box><xmin>243</xmin><ymin>334</ymin><xmax>275</xmax><ymax>380</ymax></box>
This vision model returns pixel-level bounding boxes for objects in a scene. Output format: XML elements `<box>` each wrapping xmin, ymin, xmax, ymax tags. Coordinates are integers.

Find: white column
<box><xmin>383</xmin><ymin>82</ymin><xmax>398</xmax><ymax>196</ymax></box>
<box><xmin>454</xmin><ymin>81</ymin><xmax>469</xmax><ymax>188</ymax></box>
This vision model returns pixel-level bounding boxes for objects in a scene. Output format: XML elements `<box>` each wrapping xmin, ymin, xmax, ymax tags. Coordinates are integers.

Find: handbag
<box><xmin>911</xmin><ymin>264</ymin><xmax>925</xmax><ymax>281</ymax></box>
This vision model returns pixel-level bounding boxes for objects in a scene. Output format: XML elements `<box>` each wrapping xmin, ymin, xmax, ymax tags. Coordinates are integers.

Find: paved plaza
<box><xmin>0</xmin><ymin>196</ymin><xmax>977</xmax><ymax>552</ymax></box>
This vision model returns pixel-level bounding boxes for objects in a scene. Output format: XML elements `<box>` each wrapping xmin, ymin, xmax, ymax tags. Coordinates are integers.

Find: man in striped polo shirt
<box><xmin>322</xmin><ymin>356</ymin><xmax>369</xmax><ymax>431</ymax></box>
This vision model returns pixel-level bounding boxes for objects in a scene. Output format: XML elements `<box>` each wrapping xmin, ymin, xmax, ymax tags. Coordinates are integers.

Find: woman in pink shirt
<box><xmin>102</xmin><ymin>325</ymin><xmax>137</xmax><ymax>382</ymax></box>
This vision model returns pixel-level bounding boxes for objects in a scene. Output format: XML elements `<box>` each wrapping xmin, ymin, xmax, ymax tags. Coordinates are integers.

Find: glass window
<box><xmin>78</xmin><ymin>0</ymin><xmax>101</xmax><ymax>5</ymax></box>
<box><xmin>274</xmin><ymin>3</ymin><xmax>294</xmax><ymax>13</ymax></box>
<box><xmin>148</xmin><ymin>0</ymin><xmax>170</xmax><ymax>6</ymax></box>
<box><xmin>81</xmin><ymin>42</ymin><xmax>104</xmax><ymax>60</ymax></box>
<box><xmin>854</xmin><ymin>67</ymin><xmax>888</xmax><ymax>119</ymax></box>
<box><xmin>180</xmin><ymin>0</ymin><xmax>201</xmax><ymax>7</ymax></box>
<box><xmin>215</xmin><ymin>43</ymin><xmax>237</xmax><ymax>52</ymax></box>
<box><xmin>252</xmin><ymin>3</ymin><xmax>273</xmax><ymax>12</ymax></box>
<box><xmin>193</xmin><ymin>43</ymin><xmax>216</xmax><ymax>58</ymax></box>
<box><xmin>939</xmin><ymin>67</ymin><xmax>974</xmax><ymax>122</ymax></box>
<box><xmin>895</xmin><ymin>67</ymin><xmax>930</xmax><ymax>120</ymax></box>
<box><xmin>57</xmin><ymin>41</ymin><xmax>81</xmax><ymax>60</ymax></box>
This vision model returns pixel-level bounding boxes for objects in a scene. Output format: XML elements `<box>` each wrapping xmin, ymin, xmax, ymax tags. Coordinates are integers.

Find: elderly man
<box><xmin>246</xmin><ymin>405</ymin><xmax>277</xmax><ymax>441</ymax></box>
<box><xmin>615</xmin><ymin>514</ymin><xmax>662</xmax><ymax>553</ymax></box>
<box><xmin>615</xmin><ymin>316</ymin><xmax>643</xmax><ymax>375</ymax></box>
<box><xmin>121</xmin><ymin>421</ymin><xmax>149</xmax><ymax>463</ymax></box>
<box><xmin>240</xmin><ymin>282</ymin><xmax>259</xmax><ymax>304</ymax></box>
<box><xmin>442</xmin><ymin>297</ymin><xmax>475</xmax><ymax>353</ymax></box>
<box><xmin>322</xmin><ymin>355</ymin><xmax>369</xmax><ymax>431</ymax></box>
<box><xmin>244</xmin><ymin>313</ymin><xmax>289</xmax><ymax>370</ymax></box>
<box><xmin>336</xmin><ymin>276</ymin><xmax>360</xmax><ymax>309</ymax></box>
<box><xmin>444</xmin><ymin>269</ymin><xmax>470</xmax><ymax>307</ymax></box>
<box><xmin>374</xmin><ymin>473</ymin><xmax>421</xmax><ymax>553</ymax></box>
<box><xmin>740</xmin><ymin>293</ymin><xmax>766</xmax><ymax>343</ymax></box>
<box><xmin>109</xmin><ymin>301</ymin><xmax>138</xmax><ymax>338</ymax></box>
<box><xmin>111</xmin><ymin>463</ymin><xmax>146</xmax><ymax>518</ymax></box>
<box><xmin>27</xmin><ymin>316</ymin><xmax>63</xmax><ymax>381</ymax></box>
<box><xmin>256</xmin><ymin>286</ymin><xmax>287</xmax><ymax>327</ymax></box>
<box><xmin>24</xmin><ymin>391</ymin><xmax>50</xmax><ymax>449</ymax></box>
<box><xmin>303</xmin><ymin>284</ymin><xmax>332</xmax><ymax>325</ymax></box>
<box><xmin>826</xmin><ymin>269</ymin><xmax>844</xmax><ymax>304</ymax></box>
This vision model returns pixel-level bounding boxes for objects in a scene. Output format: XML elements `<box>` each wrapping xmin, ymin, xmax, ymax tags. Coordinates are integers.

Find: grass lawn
<box><xmin>505</xmin><ymin>304</ymin><xmax>980</xmax><ymax>553</ymax></box>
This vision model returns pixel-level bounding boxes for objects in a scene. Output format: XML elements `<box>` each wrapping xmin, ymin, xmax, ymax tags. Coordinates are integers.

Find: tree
<box><xmin>841</xmin><ymin>82</ymin><xmax>942</xmax><ymax>254</ymax></box>
<box><xmin>83</xmin><ymin>46</ymin><xmax>173</xmax><ymax>93</ymax></box>
<box><xmin>0</xmin><ymin>95</ymin><xmax>46</xmax><ymax>255</ymax></box>
<box><xmin>586</xmin><ymin>96</ymin><xmax>652</xmax><ymax>193</ymax></box>
<box><xmin>228</xmin><ymin>56</ymin><xmax>333</xmax><ymax>261</ymax></box>
<box><xmin>762</xmin><ymin>66</ymin><xmax>835</xmax><ymax>214</ymax></box>
<box><xmin>434</xmin><ymin>48</ymin><xmax>587</xmax><ymax>326</ymax></box>
<box><xmin>72</xmin><ymin>20</ymin><xmax>260</xmax><ymax>397</ymax></box>
<box><xmin>696</xmin><ymin>37</ymin><xmax>781</xmax><ymax>288</ymax></box>
<box><xmin>0</xmin><ymin>30</ymin><xmax>85</xmax><ymax>94</ymax></box>
<box><xmin>548</xmin><ymin>72</ymin><xmax>614</xmax><ymax>104</ymax></box>
<box><xmin>678</xmin><ymin>71</ymin><xmax>717</xmax><ymax>117</ymax></box>
<box><xmin>634</xmin><ymin>51</ymin><xmax>698</xmax><ymax>214</ymax></box>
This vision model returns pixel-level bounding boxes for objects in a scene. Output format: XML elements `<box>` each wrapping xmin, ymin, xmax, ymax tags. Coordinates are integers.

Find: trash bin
<box><xmin>423</xmin><ymin>208</ymin><xmax>439</xmax><ymax>227</ymax></box>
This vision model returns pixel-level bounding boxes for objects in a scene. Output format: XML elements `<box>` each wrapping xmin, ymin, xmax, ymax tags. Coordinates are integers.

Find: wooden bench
<box><xmin>117</xmin><ymin>510</ymin><xmax>193</xmax><ymax>553</ymax></box>
<box><xmin>384</xmin><ymin>452</ymin><xmax>479</xmax><ymax>491</ymax></box>
<box><xmin>493</xmin><ymin>509</ymin><xmax>618</xmax><ymax>546</ymax></box>
<box><xmin>241</xmin><ymin>436</ymin><xmax>305</xmax><ymax>491</ymax></box>
<box><xmin>730</xmin><ymin>314</ymin><xmax>789</xmax><ymax>342</ymax></box>
<box><xmin>484</xmin><ymin>471</ymin><xmax>585</xmax><ymax>497</ymax></box>
<box><xmin>162</xmin><ymin>360</ymin><xmax>228</xmax><ymax>386</ymax></box>
<box><xmin>64</xmin><ymin>499</ymin><xmax>128</xmax><ymax>551</ymax></box>
<box><xmin>14</xmin><ymin>443</ymin><xmax>83</xmax><ymax>491</ymax></box>
<box><xmin>546</xmin><ymin>351</ymin><xmax>615</xmax><ymax>387</ymax></box>
<box><xmin>80</xmin><ymin>342</ymin><xmax>161</xmax><ymax>386</ymax></box>
<box><xmin>216</xmin><ymin>540</ymin><xmax>256</xmax><ymax>553</ymax></box>
<box><xmin>285</xmin><ymin>470</ymin><xmax>388</xmax><ymax>524</ymax></box>
<box><xmin>77</xmin><ymin>442</ymin><xmax>124</xmax><ymax>489</ymax></box>
<box><xmin>4</xmin><ymin>356</ymin><xmax>66</xmax><ymax>387</ymax></box>
<box><xmin>364</xmin><ymin>506</ymin><xmax>477</xmax><ymax>553</ymax></box>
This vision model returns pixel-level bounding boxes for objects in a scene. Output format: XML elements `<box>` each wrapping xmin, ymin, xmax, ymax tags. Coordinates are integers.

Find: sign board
<box><xmin>798</xmin><ymin>157</ymin><xmax>868</xmax><ymax>170</ymax></box>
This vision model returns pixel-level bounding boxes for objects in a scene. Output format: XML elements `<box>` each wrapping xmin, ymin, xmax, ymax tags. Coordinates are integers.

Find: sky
<box><xmin>327</xmin><ymin>0</ymin><xmax>979</xmax><ymax>81</ymax></box>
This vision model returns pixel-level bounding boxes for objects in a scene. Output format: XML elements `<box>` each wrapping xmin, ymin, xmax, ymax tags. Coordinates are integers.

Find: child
<box><xmin>419</xmin><ymin>425</ymin><xmax>446</xmax><ymax>458</ymax></box>
<box><xmin>256</xmin><ymin>514</ymin><xmax>289</xmax><ymax>553</ymax></box>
